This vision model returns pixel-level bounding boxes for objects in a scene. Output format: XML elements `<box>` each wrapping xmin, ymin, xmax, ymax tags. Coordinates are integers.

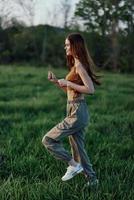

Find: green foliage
<box><xmin>74</xmin><ymin>0</ymin><xmax>134</xmax><ymax>71</ymax></box>
<box><xmin>75</xmin><ymin>0</ymin><xmax>134</xmax><ymax>35</ymax></box>
<box><xmin>12</xmin><ymin>31</ymin><xmax>36</xmax><ymax>60</ymax></box>
<box><xmin>0</xmin><ymin>50</ymin><xmax>11</xmax><ymax>63</ymax></box>
<box><xmin>119</xmin><ymin>32</ymin><xmax>134</xmax><ymax>72</ymax></box>
<box><xmin>0</xmin><ymin>23</ymin><xmax>133</xmax><ymax>72</ymax></box>
<box><xmin>0</xmin><ymin>65</ymin><xmax>134</xmax><ymax>200</ymax></box>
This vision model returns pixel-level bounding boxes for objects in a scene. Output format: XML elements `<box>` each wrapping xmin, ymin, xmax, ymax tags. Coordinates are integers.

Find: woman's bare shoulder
<box><xmin>75</xmin><ymin>62</ymin><xmax>86</xmax><ymax>74</ymax></box>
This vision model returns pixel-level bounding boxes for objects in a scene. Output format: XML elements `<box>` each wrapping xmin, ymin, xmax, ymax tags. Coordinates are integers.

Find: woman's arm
<box><xmin>48</xmin><ymin>71</ymin><xmax>67</xmax><ymax>93</ymax></box>
<box><xmin>68</xmin><ymin>64</ymin><xmax>95</xmax><ymax>94</ymax></box>
<box><xmin>58</xmin><ymin>64</ymin><xmax>95</xmax><ymax>95</ymax></box>
<box><xmin>53</xmin><ymin>81</ymin><xmax>67</xmax><ymax>93</ymax></box>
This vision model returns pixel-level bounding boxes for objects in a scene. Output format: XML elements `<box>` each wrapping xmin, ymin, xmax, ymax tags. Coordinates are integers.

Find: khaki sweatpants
<box><xmin>42</xmin><ymin>99</ymin><xmax>96</xmax><ymax>179</ymax></box>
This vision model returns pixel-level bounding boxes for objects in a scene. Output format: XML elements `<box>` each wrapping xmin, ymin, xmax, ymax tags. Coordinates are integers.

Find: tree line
<box><xmin>0</xmin><ymin>0</ymin><xmax>133</xmax><ymax>73</ymax></box>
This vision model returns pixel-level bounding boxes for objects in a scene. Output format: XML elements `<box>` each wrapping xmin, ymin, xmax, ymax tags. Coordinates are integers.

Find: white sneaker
<box><xmin>61</xmin><ymin>164</ymin><xmax>83</xmax><ymax>181</ymax></box>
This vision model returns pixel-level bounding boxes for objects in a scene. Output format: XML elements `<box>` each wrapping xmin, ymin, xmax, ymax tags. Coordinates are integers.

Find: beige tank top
<box><xmin>65</xmin><ymin>66</ymin><xmax>84</xmax><ymax>99</ymax></box>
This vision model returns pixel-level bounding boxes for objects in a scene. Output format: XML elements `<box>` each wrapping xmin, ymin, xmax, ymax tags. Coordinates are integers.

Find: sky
<box><xmin>0</xmin><ymin>0</ymin><xmax>126</xmax><ymax>29</ymax></box>
<box><xmin>0</xmin><ymin>0</ymin><xmax>79</xmax><ymax>28</ymax></box>
<box><xmin>34</xmin><ymin>0</ymin><xmax>79</xmax><ymax>27</ymax></box>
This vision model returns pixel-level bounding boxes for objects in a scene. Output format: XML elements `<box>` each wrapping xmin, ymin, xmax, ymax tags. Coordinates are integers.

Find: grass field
<box><xmin>0</xmin><ymin>65</ymin><xmax>134</xmax><ymax>200</ymax></box>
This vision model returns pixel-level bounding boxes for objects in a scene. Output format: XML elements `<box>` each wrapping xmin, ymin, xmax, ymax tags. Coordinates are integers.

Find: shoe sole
<box><xmin>62</xmin><ymin>167</ymin><xmax>83</xmax><ymax>181</ymax></box>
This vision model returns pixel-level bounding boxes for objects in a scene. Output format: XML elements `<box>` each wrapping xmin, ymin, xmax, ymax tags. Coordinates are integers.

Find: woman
<box><xmin>42</xmin><ymin>33</ymin><xmax>101</xmax><ymax>187</ymax></box>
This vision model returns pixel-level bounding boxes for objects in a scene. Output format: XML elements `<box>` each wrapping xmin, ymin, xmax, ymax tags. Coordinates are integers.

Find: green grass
<box><xmin>0</xmin><ymin>65</ymin><xmax>134</xmax><ymax>200</ymax></box>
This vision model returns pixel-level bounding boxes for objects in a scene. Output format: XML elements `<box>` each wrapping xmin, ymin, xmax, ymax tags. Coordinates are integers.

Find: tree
<box><xmin>119</xmin><ymin>0</ymin><xmax>134</xmax><ymax>34</ymax></box>
<box><xmin>61</xmin><ymin>0</ymin><xmax>71</xmax><ymax>29</ymax></box>
<box><xmin>75</xmin><ymin>0</ymin><xmax>108</xmax><ymax>35</ymax></box>
<box><xmin>75</xmin><ymin>0</ymin><xmax>134</xmax><ymax>71</ymax></box>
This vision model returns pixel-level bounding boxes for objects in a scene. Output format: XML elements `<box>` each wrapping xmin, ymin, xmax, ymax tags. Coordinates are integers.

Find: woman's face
<box><xmin>64</xmin><ymin>38</ymin><xmax>72</xmax><ymax>56</ymax></box>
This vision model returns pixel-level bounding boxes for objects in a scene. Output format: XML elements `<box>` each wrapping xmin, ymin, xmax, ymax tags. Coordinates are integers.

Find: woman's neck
<box><xmin>74</xmin><ymin>57</ymin><xmax>80</xmax><ymax>66</ymax></box>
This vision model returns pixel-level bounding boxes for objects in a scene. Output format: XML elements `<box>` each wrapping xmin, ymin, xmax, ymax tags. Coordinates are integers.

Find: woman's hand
<box><xmin>58</xmin><ymin>79</ymin><xmax>68</xmax><ymax>87</ymax></box>
<box><xmin>48</xmin><ymin>71</ymin><xmax>58</xmax><ymax>83</ymax></box>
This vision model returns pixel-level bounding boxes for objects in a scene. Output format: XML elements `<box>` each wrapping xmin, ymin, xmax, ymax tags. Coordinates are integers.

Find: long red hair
<box><xmin>66</xmin><ymin>33</ymin><xmax>101</xmax><ymax>85</ymax></box>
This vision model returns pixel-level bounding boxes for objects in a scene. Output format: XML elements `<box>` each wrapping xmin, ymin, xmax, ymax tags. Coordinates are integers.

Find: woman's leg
<box><xmin>42</xmin><ymin>119</ymin><xmax>84</xmax><ymax>181</ymax></box>
<box><xmin>69</xmin><ymin>135</ymin><xmax>80</xmax><ymax>163</ymax></box>
<box><xmin>42</xmin><ymin>100</ymin><xmax>92</xmax><ymax>181</ymax></box>
<box><xmin>71</xmin><ymin>128</ymin><xmax>97</xmax><ymax>179</ymax></box>
<box><xmin>69</xmin><ymin>135</ymin><xmax>88</xmax><ymax>178</ymax></box>
<box><xmin>42</xmin><ymin>115</ymin><xmax>83</xmax><ymax>163</ymax></box>
<box><xmin>42</xmin><ymin>135</ymin><xmax>72</xmax><ymax>162</ymax></box>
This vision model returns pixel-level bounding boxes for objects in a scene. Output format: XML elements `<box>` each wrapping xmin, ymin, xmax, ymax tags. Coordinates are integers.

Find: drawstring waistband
<box><xmin>67</xmin><ymin>98</ymin><xmax>86</xmax><ymax>104</ymax></box>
